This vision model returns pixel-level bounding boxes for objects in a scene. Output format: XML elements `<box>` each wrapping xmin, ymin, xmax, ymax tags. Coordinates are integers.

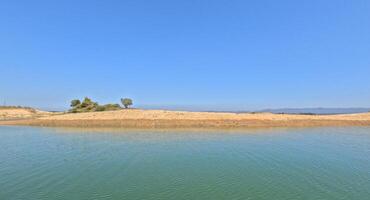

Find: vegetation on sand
<box><xmin>69</xmin><ymin>97</ymin><xmax>133</xmax><ymax>113</ymax></box>
<box><xmin>70</xmin><ymin>97</ymin><xmax>119</xmax><ymax>113</ymax></box>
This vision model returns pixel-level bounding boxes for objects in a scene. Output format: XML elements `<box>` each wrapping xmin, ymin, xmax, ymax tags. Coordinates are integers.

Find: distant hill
<box><xmin>257</xmin><ymin>108</ymin><xmax>370</xmax><ymax>115</ymax></box>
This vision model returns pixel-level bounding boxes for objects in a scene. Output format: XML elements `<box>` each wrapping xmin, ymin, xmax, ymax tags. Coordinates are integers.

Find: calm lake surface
<box><xmin>1</xmin><ymin>126</ymin><xmax>370</xmax><ymax>200</ymax></box>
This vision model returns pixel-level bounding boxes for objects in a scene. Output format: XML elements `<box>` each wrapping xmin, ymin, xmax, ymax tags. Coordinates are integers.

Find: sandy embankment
<box><xmin>0</xmin><ymin>108</ymin><xmax>52</xmax><ymax>121</ymax></box>
<box><xmin>1</xmin><ymin>109</ymin><xmax>370</xmax><ymax>128</ymax></box>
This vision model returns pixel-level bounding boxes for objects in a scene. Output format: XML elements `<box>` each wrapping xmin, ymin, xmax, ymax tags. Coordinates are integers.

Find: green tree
<box><xmin>121</xmin><ymin>98</ymin><xmax>133</xmax><ymax>109</ymax></box>
<box><xmin>70</xmin><ymin>99</ymin><xmax>81</xmax><ymax>107</ymax></box>
<box><xmin>81</xmin><ymin>97</ymin><xmax>93</xmax><ymax>108</ymax></box>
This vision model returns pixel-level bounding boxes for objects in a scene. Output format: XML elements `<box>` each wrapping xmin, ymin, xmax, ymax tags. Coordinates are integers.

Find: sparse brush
<box><xmin>69</xmin><ymin>98</ymin><xmax>123</xmax><ymax>113</ymax></box>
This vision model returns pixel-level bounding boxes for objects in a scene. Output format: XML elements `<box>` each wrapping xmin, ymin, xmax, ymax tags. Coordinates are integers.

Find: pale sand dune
<box><xmin>0</xmin><ymin>108</ymin><xmax>52</xmax><ymax>120</ymax></box>
<box><xmin>1</xmin><ymin>109</ymin><xmax>370</xmax><ymax>128</ymax></box>
<box><xmin>36</xmin><ymin>109</ymin><xmax>370</xmax><ymax>121</ymax></box>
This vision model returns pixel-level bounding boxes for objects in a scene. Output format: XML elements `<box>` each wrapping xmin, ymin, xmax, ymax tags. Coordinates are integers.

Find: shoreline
<box><xmin>1</xmin><ymin>109</ymin><xmax>370</xmax><ymax>129</ymax></box>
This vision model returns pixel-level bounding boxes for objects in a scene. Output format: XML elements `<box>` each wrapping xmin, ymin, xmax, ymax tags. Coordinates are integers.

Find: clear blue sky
<box><xmin>1</xmin><ymin>0</ymin><xmax>369</xmax><ymax>111</ymax></box>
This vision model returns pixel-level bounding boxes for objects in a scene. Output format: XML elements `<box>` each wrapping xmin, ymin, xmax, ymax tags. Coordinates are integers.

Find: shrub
<box><xmin>96</xmin><ymin>104</ymin><xmax>121</xmax><ymax>112</ymax></box>
<box><xmin>103</xmin><ymin>104</ymin><xmax>121</xmax><ymax>110</ymax></box>
<box><xmin>80</xmin><ymin>97</ymin><xmax>94</xmax><ymax>108</ymax></box>
<box><xmin>69</xmin><ymin>97</ymin><xmax>98</xmax><ymax>113</ymax></box>
<box><xmin>68</xmin><ymin>97</ymin><xmax>122</xmax><ymax>113</ymax></box>
<box><xmin>95</xmin><ymin>105</ymin><xmax>106</xmax><ymax>112</ymax></box>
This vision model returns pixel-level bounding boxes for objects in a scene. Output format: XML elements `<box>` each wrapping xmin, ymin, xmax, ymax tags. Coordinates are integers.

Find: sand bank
<box><xmin>0</xmin><ymin>107</ymin><xmax>52</xmax><ymax>121</ymax></box>
<box><xmin>1</xmin><ymin>109</ymin><xmax>369</xmax><ymax>128</ymax></box>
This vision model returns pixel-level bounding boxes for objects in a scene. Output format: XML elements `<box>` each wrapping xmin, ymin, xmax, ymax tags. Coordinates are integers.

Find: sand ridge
<box><xmin>36</xmin><ymin>109</ymin><xmax>370</xmax><ymax>121</ymax></box>
<box><xmin>0</xmin><ymin>108</ymin><xmax>52</xmax><ymax>120</ymax></box>
<box><xmin>1</xmin><ymin>109</ymin><xmax>370</xmax><ymax>128</ymax></box>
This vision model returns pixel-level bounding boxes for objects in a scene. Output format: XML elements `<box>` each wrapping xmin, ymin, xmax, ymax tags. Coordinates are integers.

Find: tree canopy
<box><xmin>121</xmin><ymin>98</ymin><xmax>133</xmax><ymax>109</ymax></box>
<box><xmin>70</xmin><ymin>99</ymin><xmax>81</xmax><ymax>107</ymax></box>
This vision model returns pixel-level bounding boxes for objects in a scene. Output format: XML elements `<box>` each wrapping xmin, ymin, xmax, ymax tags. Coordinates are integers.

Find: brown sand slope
<box><xmin>1</xmin><ymin>109</ymin><xmax>370</xmax><ymax>128</ymax></box>
<box><xmin>0</xmin><ymin>107</ymin><xmax>52</xmax><ymax>121</ymax></box>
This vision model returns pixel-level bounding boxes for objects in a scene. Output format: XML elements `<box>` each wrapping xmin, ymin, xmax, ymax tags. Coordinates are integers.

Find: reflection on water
<box><xmin>1</xmin><ymin>126</ymin><xmax>370</xmax><ymax>200</ymax></box>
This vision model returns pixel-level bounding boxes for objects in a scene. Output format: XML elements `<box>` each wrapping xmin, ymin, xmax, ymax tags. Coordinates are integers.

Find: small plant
<box><xmin>121</xmin><ymin>98</ymin><xmax>133</xmax><ymax>109</ymax></box>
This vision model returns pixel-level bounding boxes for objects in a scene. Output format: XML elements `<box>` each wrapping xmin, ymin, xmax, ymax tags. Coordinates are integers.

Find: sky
<box><xmin>0</xmin><ymin>0</ymin><xmax>369</xmax><ymax>111</ymax></box>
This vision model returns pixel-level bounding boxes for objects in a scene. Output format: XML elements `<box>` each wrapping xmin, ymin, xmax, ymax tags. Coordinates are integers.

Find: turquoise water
<box><xmin>1</xmin><ymin>126</ymin><xmax>370</xmax><ymax>200</ymax></box>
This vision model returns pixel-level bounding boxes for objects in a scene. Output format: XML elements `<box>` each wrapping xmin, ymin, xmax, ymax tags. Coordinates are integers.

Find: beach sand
<box><xmin>1</xmin><ymin>108</ymin><xmax>370</xmax><ymax>129</ymax></box>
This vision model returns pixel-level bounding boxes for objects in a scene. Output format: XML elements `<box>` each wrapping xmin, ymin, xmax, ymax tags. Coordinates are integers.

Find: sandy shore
<box><xmin>1</xmin><ymin>108</ymin><xmax>370</xmax><ymax>129</ymax></box>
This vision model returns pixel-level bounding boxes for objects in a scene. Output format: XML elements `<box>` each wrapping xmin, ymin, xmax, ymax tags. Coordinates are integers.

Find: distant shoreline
<box><xmin>1</xmin><ymin>108</ymin><xmax>370</xmax><ymax>129</ymax></box>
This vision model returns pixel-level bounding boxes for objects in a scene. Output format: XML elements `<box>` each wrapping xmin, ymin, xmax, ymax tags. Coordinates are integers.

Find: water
<box><xmin>1</xmin><ymin>126</ymin><xmax>370</xmax><ymax>200</ymax></box>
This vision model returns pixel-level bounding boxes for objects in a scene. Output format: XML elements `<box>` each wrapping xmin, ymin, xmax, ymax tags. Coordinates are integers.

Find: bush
<box><xmin>69</xmin><ymin>97</ymin><xmax>98</xmax><ymax>113</ymax></box>
<box><xmin>95</xmin><ymin>104</ymin><xmax>121</xmax><ymax>112</ymax></box>
<box><xmin>69</xmin><ymin>97</ymin><xmax>122</xmax><ymax>113</ymax></box>
<box><xmin>103</xmin><ymin>104</ymin><xmax>121</xmax><ymax>111</ymax></box>
<box><xmin>95</xmin><ymin>105</ymin><xmax>106</xmax><ymax>112</ymax></box>
<box><xmin>80</xmin><ymin>97</ymin><xmax>94</xmax><ymax>108</ymax></box>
